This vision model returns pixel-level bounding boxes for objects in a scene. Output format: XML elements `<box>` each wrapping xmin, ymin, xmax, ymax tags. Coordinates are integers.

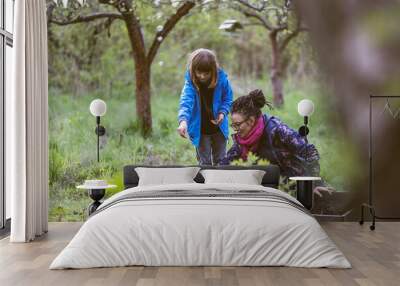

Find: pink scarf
<box><xmin>235</xmin><ymin>116</ymin><xmax>265</xmax><ymax>160</ymax></box>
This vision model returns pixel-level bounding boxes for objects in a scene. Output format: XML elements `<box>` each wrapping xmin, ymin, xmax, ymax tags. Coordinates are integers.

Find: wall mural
<box><xmin>47</xmin><ymin>0</ymin><xmax>360</xmax><ymax>222</ymax></box>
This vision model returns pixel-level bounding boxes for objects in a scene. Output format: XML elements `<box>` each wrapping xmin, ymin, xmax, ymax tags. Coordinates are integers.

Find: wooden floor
<box><xmin>0</xmin><ymin>222</ymin><xmax>399</xmax><ymax>286</ymax></box>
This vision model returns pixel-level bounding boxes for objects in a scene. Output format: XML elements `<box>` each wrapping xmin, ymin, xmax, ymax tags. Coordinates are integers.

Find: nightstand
<box><xmin>289</xmin><ymin>176</ymin><xmax>321</xmax><ymax>210</ymax></box>
<box><xmin>77</xmin><ymin>183</ymin><xmax>116</xmax><ymax>215</ymax></box>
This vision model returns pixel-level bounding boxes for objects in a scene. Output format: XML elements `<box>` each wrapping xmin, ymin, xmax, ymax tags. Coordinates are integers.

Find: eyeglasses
<box><xmin>230</xmin><ymin>118</ymin><xmax>249</xmax><ymax>131</ymax></box>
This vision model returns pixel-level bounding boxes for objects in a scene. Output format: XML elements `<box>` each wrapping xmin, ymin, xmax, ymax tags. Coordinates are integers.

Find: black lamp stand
<box><xmin>95</xmin><ymin>116</ymin><xmax>106</xmax><ymax>162</ymax></box>
<box><xmin>298</xmin><ymin>116</ymin><xmax>309</xmax><ymax>138</ymax></box>
<box><xmin>87</xmin><ymin>188</ymin><xmax>106</xmax><ymax>215</ymax></box>
<box><xmin>359</xmin><ymin>95</ymin><xmax>400</xmax><ymax>230</ymax></box>
<box><xmin>299</xmin><ymin>116</ymin><xmax>309</xmax><ymax>162</ymax></box>
<box><xmin>295</xmin><ymin>115</ymin><xmax>314</xmax><ymax>210</ymax></box>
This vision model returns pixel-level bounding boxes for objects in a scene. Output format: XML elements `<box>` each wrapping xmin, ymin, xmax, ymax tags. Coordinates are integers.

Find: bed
<box><xmin>50</xmin><ymin>165</ymin><xmax>351</xmax><ymax>269</ymax></box>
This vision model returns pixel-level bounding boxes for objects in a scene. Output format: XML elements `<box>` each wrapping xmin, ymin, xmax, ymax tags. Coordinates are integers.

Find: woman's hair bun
<box><xmin>248</xmin><ymin>89</ymin><xmax>266</xmax><ymax>109</ymax></box>
<box><xmin>231</xmin><ymin>88</ymin><xmax>271</xmax><ymax>118</ymax></box>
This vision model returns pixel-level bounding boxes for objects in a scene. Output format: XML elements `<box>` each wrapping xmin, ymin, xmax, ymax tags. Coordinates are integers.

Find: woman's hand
<box><xmin>313</xmin><ymin>186</ymin><xmax>335</xmax><ymax>198</ymax></box>
<box><xmin>211</xmin><ymin>113</ymin><xmax>224</xmax><ymax>125</ymax></box>
<box><xmin>177</xmin><ymin>120</ymin><xmax>188</xmax><ymax>138</ymax></box>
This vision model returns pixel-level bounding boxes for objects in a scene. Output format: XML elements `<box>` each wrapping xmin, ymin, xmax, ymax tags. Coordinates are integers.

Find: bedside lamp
<box><xmin>89</xmin><ymin>99</ymin><xmax>107</xmax><ymax>162</ymax></box>
<box><xmin>297</xmin><ymin>99</ymin><xmax>314</xmax><ymax>138</ymax></box>
<box><xmin>297</xmin><ymin>99</ymin><xmax>315</xmax><ymax>168</ymax></box>
<box><xmin>293</xmin><ymin>99</ymin><xmax>319</xmax><ymax>210</ymax></box>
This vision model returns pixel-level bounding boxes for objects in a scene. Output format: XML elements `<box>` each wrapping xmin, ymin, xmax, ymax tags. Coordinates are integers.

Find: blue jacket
<box><xmin>178</xmin><ymin>68</ymin><xmax>233</xmax><ymax>147</ymax></box>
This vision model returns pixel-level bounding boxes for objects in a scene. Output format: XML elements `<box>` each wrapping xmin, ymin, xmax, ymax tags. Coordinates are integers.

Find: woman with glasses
<box><xmin>220</xmin><ymin>89</ymin><xmax>320</xmax><ymax>177</ymax></box>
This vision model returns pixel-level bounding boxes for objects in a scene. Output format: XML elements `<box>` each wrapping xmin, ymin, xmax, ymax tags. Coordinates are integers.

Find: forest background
<box><xmin>47</xmin><ymin>0</ymin><xmax>360</xmax><ymax>221</ymax></box>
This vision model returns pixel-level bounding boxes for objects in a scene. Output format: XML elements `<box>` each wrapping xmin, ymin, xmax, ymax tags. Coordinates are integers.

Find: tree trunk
<box><xmin>135</xmin><ymin>61</ymin><xmax>152</xmax><ymax>137</ymax></box>
<box><xmin>269</xmin><ymin>31</ymin><xmax>284</xmax><ymax>107</ymax></box>
<box><xmin>124</xmin><ymin>14</ymin><xmax>152</xmax><ymax>137</ymax></box>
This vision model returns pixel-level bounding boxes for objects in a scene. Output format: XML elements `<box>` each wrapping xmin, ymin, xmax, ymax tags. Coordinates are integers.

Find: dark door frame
<box><xmin>0</xmin><ymin>0</ymin><xmax>14</xmax><ymax>234</ymax></box>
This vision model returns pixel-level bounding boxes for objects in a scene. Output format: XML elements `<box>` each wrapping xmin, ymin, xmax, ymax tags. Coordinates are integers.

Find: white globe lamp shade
<box><xmin>90</xmin><ymin>99</ymin><xmax>107</xmax><ymax>117</ymax></box>
<box><xmin>297</xmin><ymin>99</ymin><xmax>314</xmax><ymax>117</ymax></box>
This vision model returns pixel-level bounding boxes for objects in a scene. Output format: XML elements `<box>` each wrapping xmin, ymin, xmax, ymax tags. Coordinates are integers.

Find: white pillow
<box><xmin>200</xmin><ymin>169</ymin><xmax>266</xmax><ymax>185</ymax></box>
<box><xmin>135</xmin><ymin>167</ymin><xmax>200</xmax><ymax>186</ymax></box>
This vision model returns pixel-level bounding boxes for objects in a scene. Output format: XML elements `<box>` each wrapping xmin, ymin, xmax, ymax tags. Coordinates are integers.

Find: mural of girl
<box><xmin>221</xmin><ymin>89</ymin><xmax>320</xmax><ymax>177</ymax></box>
<box><xmin>177</xmin><ymin>49</ymin><xmax>233</xmax><ymax>165</ymax></box>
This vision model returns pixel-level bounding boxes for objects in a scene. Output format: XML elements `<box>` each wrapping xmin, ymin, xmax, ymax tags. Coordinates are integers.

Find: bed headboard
<box><xmin>123</xmin><ymin>164</ymin><xmax>280</xmax><ymax>189</ymax></box>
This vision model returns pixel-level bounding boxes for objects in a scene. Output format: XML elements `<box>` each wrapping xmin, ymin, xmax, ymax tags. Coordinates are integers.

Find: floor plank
<box><xmin>0</xmin><ymin>222</ymin><xmax>399</xmax><ymax>286</ymax></box>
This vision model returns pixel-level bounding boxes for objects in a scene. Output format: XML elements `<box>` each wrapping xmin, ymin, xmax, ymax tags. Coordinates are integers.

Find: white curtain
<box><xmin>8</xmin><ymin>0</ymin><xmax>49</xmax><ymax>242</ymax></box>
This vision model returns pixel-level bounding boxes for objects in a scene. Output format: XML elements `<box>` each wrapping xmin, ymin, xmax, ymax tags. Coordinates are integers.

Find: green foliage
<box><xmin>49</xmin><ymin>205</ymin><xmax>66</xmax><ymax>222</ymax></box>
<box><xmin>105</xmin><ymin>171</ymin><xmax>124</xmax><ymax>197</ymax></box>
<box><xmin>231</xmin><ymin>152</ymin><xmax>270</xmax><ymax>166</ymax></box>
<box><xmin>49</xmin><ymin>140</ymin><xmax>64</xmax><ymax>185</ymax></box>
<box><xmin>47</xmin><ymin>2</ymin><xmax>360</xmax><ymax>221</ymax></box>
<box><xmin>48</xmin><ymin>78</ymin><xmax>361</xmax><ymax>221</ymax></box>
<box><xmin>48</xmin><ymin>3</ymin><xmax>315</xmax><ymax>97</ymax></box>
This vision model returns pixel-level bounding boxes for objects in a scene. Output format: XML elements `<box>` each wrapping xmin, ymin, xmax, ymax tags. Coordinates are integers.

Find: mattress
<box><xmin>50</xmin><ymin>183</ymin><xmax>351</xmax><ymax>269</ymax></box>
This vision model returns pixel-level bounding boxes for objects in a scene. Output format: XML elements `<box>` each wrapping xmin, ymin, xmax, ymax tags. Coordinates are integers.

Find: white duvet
<box><xmin>50</xmin><ymin>183</ymin><xmax>351</xmax><ymax>269</ymax></box>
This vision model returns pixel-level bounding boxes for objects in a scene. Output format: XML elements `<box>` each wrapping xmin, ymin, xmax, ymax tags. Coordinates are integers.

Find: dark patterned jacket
<box><xmin>220</xmin><ymin>114</ymin><xmax>320</xmax><ymax>177</ymax></box>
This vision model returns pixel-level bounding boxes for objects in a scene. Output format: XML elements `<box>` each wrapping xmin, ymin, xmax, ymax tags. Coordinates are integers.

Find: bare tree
<box><xmin>232</xmin><ymin>0</ymin><xmax>307</xmax><ymax>107</ymax></box>
<box><xmin>47</xmin><ymin>0</ymin><xmax>196</xmax><ymax>137</ymax></box>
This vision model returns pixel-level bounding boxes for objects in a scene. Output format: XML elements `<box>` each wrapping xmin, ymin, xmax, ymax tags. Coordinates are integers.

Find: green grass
<box><xmin>49</xmin><ymin>77</ymin><xmax>361</xmax><ymax>221</ymax></box>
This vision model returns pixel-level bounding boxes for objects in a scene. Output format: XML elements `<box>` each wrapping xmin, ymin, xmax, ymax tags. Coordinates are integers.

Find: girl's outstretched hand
<box><xmin>177</xmin><ymin>120</ymin><xmax>188</xmax><ymax>138</ymax></box>
<box><xmin>211</xmin><ymin>113</ymin><xmax>224</xmax><ymax>125</ymax></box>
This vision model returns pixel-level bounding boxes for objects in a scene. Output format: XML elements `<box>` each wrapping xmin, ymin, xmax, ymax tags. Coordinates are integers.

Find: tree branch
<box><xmin>241</xmin><ymin>9</ymin><xmax>273</xmax><ymax>31</ymax></box>
<box><xmin>235</xmin><ymin>0</ymin><xmax>266</xmax><ymax>12</ymax></box>
<box><xmin>242</xmin><ymin>22</ymin><xmax>265</xmax><ymax>27</ymax></box>
<box><xmin>100</xmin><ymin>0</ymin><xmax>135</xmax><ymax>14</ymax></box>
<box><xmin>233</xmin><ymin>1</ymin><xmax>290</xmax><ymax>32</ymax></box>
<box><xmin>122</xmin><ymin>11</ymin><xmax>147</xmax><ymax>64</ymax></box>
<box><xmin>279</xmin><ymin>20</ymin><xmax>308</xmax><ymax>52</ymax></box>
<box><xmin>147</xmin><ymin>1</ymin><xmax>195</xmax><ymax>64</ymax></box>
<box><xmin>49</xmin><ymin>11</ymin><xmax>123</xmax><ymax>26</ymax></box>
